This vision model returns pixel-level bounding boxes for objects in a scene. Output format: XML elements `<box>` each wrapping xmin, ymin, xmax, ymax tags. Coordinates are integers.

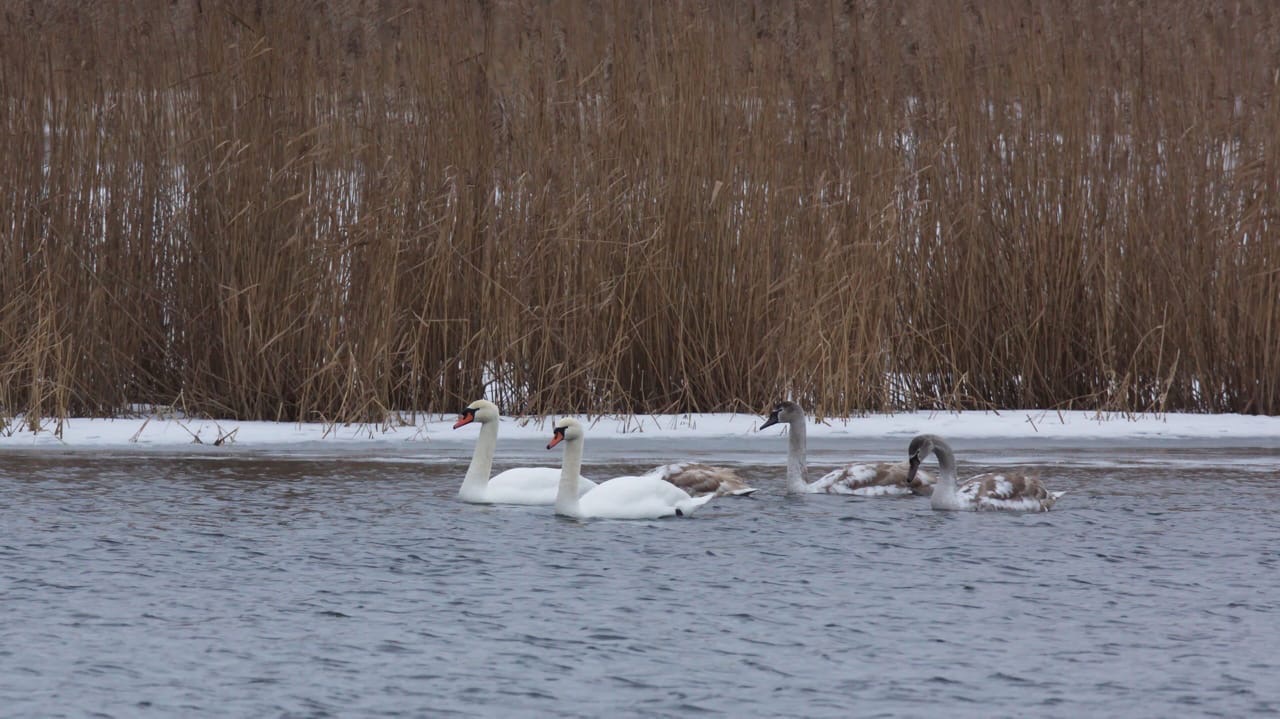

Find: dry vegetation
<box><xmin>1</xmin><ymin>0</ymin><xmax>1277</xmax><ymax>424</ymax></box>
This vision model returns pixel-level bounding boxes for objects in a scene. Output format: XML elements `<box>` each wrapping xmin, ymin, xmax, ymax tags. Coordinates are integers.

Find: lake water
<box><xmin>2</xmin><ymin>437</ymin><xmax>1278</xmax><ymax>717</ymax></box>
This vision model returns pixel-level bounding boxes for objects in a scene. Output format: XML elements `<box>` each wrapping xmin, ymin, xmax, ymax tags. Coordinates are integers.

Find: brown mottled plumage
<box><xmin>761</xmin><ymin>400</ymin><xmax>936</xmax><ymax>497</ymax></box>
<box><xmin>907</xmin><ymin>434</ymin><xmax>1065</xmax><ymax>511</ymax></box>
<box><xmin>811</xmin><ymin>461</ymin><xmax>936</xmax><ymax>496</ymax></box>
<box><xmin>962</xmin><ymin>473</ymin><xmax>1057</xmax><ymax>505</ymax></box>
<box><xmin>889</xmin><ymin>462</ymin><xmax>936</xmax><ymax>497</ymax></box>
<box><xmin>645</xmin><ymin>462</ymin><xmax>758</xmax><ymax>497</ymax></box>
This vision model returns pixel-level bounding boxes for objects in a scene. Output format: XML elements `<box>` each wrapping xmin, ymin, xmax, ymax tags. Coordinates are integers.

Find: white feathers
<box><xmin>549</xmin><ymin>418</ymin><xmax>715</xmax><ymax>520</ymax></box>
<box><xmin>455</xmin><ymin>400</ymin><xmax>598</xmax><ymax>505</ymax></box>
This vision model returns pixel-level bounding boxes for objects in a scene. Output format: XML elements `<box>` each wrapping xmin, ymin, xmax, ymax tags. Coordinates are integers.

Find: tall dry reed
<box><xmin>1</xmin><ymin>0</ymin><xmax>1277</xmax><ymax>423</ymax></box>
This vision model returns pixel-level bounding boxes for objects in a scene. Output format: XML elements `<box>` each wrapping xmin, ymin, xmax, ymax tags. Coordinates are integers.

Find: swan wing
<box><xmin>969</xmin><ymin>473</ymin><xmax>1062</xmax><ymax>511</ymax></box>
<box><xmin>813</xmin><ymin>462</ymin><xmax>930</xmax><ymax>496</ymax></box>
<box><xmin>811</xmin><ymin>464</ymin><xmax>877</xmax><ymax>493</ymax></box>
<box><xmin>577</xmin><ymin>475</ymin><xmax>712</xmax><ymax>519</ymax></box>
<box><xmin>891</xmin><ymin>463</ymin><xmax>935</xmax><ymax>496</ymax></box>
<box><xmin>483</xmin><ymin>467</ymin><xmax>597</xmax><ymax>505</ymax></box>
<box><xmin>645</xmin><ymin>462</ymin><xmax>757</xmax><ymax>497</ymax></box>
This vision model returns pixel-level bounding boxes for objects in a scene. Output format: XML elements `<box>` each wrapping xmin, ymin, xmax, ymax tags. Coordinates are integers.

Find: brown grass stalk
<box><xmin>1</xmin><ymin>0</ymin><xmax>1277</xmax><ymax>423</ymax></box>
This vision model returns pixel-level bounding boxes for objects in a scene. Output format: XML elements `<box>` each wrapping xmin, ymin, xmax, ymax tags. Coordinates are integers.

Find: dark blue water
<box><xmin>2</xmin><ymin>440</ymin><xmax>1278</xmax><ymax>717</ymax></box>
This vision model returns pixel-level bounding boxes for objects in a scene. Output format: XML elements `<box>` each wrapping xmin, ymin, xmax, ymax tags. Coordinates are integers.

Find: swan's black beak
<box><xmin>547</xmin><ymin>427</ymin><xmax>565</xmax><ymax>450</ymax></box>
<box><xmin>760</xmin><ymin>411</ymin><xmax>781</xmax><ymax>430</ymax></box>
<box><xmin>452</xmin><ymin>409</ymin><xmax>475</xmax><ymax>429</ymax></box>
<box><xmin>906</xmin><ymin>455</ymin><xmax>921</xmax><ymax>484</ymax></box>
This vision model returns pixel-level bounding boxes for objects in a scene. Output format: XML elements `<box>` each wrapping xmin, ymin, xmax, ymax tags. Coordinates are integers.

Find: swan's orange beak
<box><xmin>547</xmin><ymin>428</ymin><xmax>565</xmax><ymax>450</ymax></box>
<box><xmin>452</xmin><ymin>410</ymin><xmax>475</xmax><ymax>430</ymax></box>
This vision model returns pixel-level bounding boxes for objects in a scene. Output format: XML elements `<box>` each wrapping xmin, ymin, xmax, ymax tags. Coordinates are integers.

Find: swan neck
<box><xmin>555</xmin><ymin>437</ymin><xmax>585</xmax><ymax>516</ymax></box>
<box><xmin>460</xmin><ymin>420</ymin><xmax>499</xmax><ymax>495</ymax></box>
<box><xmin>930</xmin><ymin>441</ymin><xmax>961</xmax><ymax>509</ymax></box>
<box><xmin>785</xmin><ymin>416</ymin><xmax>808</xmax><ymax>494</ymax></box>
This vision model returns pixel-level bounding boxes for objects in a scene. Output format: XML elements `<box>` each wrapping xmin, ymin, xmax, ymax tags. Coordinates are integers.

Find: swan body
<box><xmin>548</xmin><ymin>418</ymin><xmax>713</xmax><ymax>519</ymax></box>
<box><xmin>644</xmin><ymin>462</ymin><xmax>758</xmax><ymax>497</ymax></box>
<box><xmin>760</xmin><ymin>401</ymin><xmax>935</xmax><ymax>496</ymax></box>
<box><xmin>906</xmin><ymin>434</ymin><xmax>1065</xmax><ymax>512</ymax></box>
<box><xmin>454</xmin><ymin>400</ymin><xmax>596</xmax><ymax>505</ymax></box>
<box><xmin>809</xmin><ymin>462</ymin><xmax>933</xmax><ymax>497</ymax></box>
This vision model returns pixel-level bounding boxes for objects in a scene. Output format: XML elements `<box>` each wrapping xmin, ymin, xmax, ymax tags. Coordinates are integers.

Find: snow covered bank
<box><xmin>1</xmin><ymin>410</ymin><xmax>1277</xmax><ymax>452</ymax></box>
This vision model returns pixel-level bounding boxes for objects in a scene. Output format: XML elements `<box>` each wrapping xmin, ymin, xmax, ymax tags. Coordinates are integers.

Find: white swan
<box><xmin>453</xmin><ymin>399</ymin><xmax>597</xmax><ymax>505</ymax></box>
<box><xmin>547</xmin><ymin>418</ymin><xmax>714</xmax><ymax>519</ymax></box>
<box><xmin>761</xmin><ymin>400</ymin><xmax>935</xmax><ymax>496</ymax></box>
<box><xmin>906</xmin><ymin>434</ymin><xmax>1065</xmax><ymax>512</ymax></box>
<box><xmin>643</xmin><ymin>462</ymin><xmax>758</xmax><ymax>497</ymax></box>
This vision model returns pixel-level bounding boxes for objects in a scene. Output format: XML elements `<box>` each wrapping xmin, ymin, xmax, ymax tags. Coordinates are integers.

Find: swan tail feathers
<box><xmin>1039</xmin><ymin>490</ymin><xmax>1066</xmax><ymax>511</ymax></box>
<box><xmin>676</xmin><ymin>493</ymin><xmax>715</xmax><ymax>516</ymax></box>
<box><xmin>728</xmin><ymin>486</ymin><xmax>760</xmax><ymax>497</ymax></box>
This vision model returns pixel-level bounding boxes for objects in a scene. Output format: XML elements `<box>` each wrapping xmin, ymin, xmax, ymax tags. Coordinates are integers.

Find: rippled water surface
<box><xmin>3</xmin><ymin>439</ymin><xmax>1279</xmax><ymax>717</ymax></box>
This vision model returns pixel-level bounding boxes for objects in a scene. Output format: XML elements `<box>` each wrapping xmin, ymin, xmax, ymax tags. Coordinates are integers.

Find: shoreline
<box><xmin>2</xmin><ymin>410</ymin><xmax>1278</xmax><ymax>453</ymax></box>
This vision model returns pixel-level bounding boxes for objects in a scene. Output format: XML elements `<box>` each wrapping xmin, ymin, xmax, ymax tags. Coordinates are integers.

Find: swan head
<box><xmin>906</xmin><ymin>434</ymin><xmax>939</xmax><ymax>483</ymax></box>
<box><xmin>546</xmin><ymin>417</ymin><xmax>584</xmax><ymax>450</ymax></box>
<box><xmin>453</xmin><ymin>399</ymin><xmax>500</xmax><ymax>429</ymax></box>
<box><xmin>760</xmin><ymin>400</ymin><xmax>804</xmax><ymax>430</ymax></box>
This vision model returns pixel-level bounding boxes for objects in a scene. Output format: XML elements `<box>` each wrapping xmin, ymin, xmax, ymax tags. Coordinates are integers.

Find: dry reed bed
<box><xmin>1</xmin><ymin>0</ymin><xmax>1277</xmax><ymax>425</ymax></box>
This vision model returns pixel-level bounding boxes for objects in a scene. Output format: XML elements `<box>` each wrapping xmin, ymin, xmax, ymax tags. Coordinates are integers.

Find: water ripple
<box><xmin>1</xmin><ymin>447</ymin><xmax>1279</xmax><ymax>717</ymax></box>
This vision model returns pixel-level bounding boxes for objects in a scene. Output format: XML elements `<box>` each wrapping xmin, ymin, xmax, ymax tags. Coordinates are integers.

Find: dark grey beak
<box><xmin>760</xmin><ymin>412</ymin><xmax>780</xmax><ymax>430</ymax></box>
<box><xmin>906</xmin><ymin>456</ymin><xmax>921</xmax><ymax>484</ymax></box>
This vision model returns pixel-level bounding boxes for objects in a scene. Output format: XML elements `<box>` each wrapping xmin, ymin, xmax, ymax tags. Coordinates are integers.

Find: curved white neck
<box><xmin>929</xmin><ymin>441</ymin><xmax>961</xmax><ymax>509</ymax></box>
<box><xmin>785</xmin><ymin>416</ymin><xmax>809</xmax><ymax>494</ymax></box>
<box><xmin>555</xmin><ymin>437</ymin><xmax>585</xmax><ymax>516</ymax></box>
<box><xmin>459</xmin><ymin>420</ymin><xmax>499</xmax><ymax>496</ymax></box>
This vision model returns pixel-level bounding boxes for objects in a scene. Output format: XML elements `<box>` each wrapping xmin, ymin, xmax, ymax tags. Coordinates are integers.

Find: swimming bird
<box><xmin>760</xmin><ymin>400</ymin><xmax>935</xmax><ymax>496</ymax></box>
<box><xmin>906</xmin><ymin>433</ymin><xmax>1064</xmax><ymax>512</ymax></box>
<box><xmin>547</xmin><ymin>418</ymin><xmax>714</xmax><ymax>519</ymax></box>
<box><xmin>453</xmin><ymin>399</ymin><xmax>597</xmax><ymax>505</ymax></box>
<box><xmin>643</xmin><ymin>462</ymin><xmax>758</xmax><ymax>497</ymax></box>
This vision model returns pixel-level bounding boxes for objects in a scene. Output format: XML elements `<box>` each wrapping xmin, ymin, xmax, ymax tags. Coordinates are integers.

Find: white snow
<box><xmin>0</xmin><ymin>409</ymin><xmax>1277</xmax><ymax>450</ymax></box>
